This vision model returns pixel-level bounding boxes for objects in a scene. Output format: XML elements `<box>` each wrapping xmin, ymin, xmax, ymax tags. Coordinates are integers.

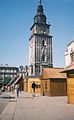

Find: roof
<box><xmin>61</xmin><ymin>62</ymin><xmax>74</xmax><ymax>73</ymax></box>
<box><xmin>40</xmin><ymin>68</ymin><xmax>66</xmax><ymax>79</ymax></box>
<box><xmin>29</xmin><ymin>75</ymin><xmax>39</xmax><ymax>78</ymax></box>
<box><xmin>67</xmin><ymin>40</ymin><xmax>74</xmax><ymax>46</ymax></box>
<box><xmin>0</xmin><ymin>65</ymin><xmax>18</xmax><ymax>69</ymax></box>
<box><xmin>8</xmin><ymin>76</ymin><xmax>23</xmax><ymax>86</ymax></box>
<box><xmin>14</xmin><ymin>76</ymin><xmax>23</xmax><ymax>85</ymax></box>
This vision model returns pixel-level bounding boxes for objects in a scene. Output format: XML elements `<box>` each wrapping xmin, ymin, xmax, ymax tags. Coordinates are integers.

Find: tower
<box><xmin>29</xmin><ymin>0</ymin><xmax>53</xmax><ymax>76</ymax></box>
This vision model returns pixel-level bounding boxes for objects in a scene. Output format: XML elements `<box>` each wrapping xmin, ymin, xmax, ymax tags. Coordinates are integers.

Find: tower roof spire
<box><xmin>34</xmin><ymin>0</ymin><xmax>46</xmax><ymax>24</ymax></box>
<box><xmin>39</xmin><ymin>0</ymin><xmax>42</xmax><ymax>6</ymax></box>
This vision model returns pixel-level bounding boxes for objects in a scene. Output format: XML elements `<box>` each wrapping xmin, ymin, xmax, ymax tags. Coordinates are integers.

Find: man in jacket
<box><xmin>32</xmin><ymin>81</ymin><xmax>36</xmax><ymax>97</ymax></box>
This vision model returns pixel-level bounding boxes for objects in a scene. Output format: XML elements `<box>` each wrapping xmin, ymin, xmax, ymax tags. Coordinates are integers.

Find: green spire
<box><xmin>34</xmin><ymin>0</ymin><xmax>46</xmax><ymax>24</ymax></box>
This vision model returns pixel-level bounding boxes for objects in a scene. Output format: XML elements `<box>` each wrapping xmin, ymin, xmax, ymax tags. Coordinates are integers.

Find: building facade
<box><xmin>29</xmin><ymin>0</ymin><xmax>53</xmax><ymax>76</ymax></box>
<box><xmin>65</xmin><ymin>40</ymin><xmax>74</xmax><ymax>66</ymax></box>
<box><xmin>40</xmin><ymin>68</ymin><xmax>67</xmax><ymax>96</ymax></box>
<box><xmin>27</xmin><ymin>77</ymin><xmax>41</xmax><ymax>94</ymax></box>
<box><xmin>0</xmin><ymin>64</ymin><xmax>18</xmax><ymax>86</ymax></box>
<box><xmin>62</xmin><ymin>63</ymin><xmax>74</xmax><ymax>104</ymax></box>
<box><xmin>0</xmin><ymin>64</ymin><xmax>27</xmax><ymax>88</ymax></box>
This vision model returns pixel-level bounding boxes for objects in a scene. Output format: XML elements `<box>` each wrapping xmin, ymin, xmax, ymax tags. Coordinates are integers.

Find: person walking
<box><xmin>32</xmin><ymin>81</ymin><xmax>36</xmax><ymax>97</ymax></box>
<box><xmin>15</xmin><ymin>84</ymin><xmax>20</xmax><ymax>97</ymax></box>
<box><xmin>16</xmin><ymin>86</ymin><xmax>20</xmax><ymax>97</ymax></box>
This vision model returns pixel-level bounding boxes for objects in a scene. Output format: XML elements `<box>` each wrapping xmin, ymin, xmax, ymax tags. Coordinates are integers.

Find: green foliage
<box><xmin>3</xmin><ymin>77</ymin><xmax>11</xmax><ymax>85</ymax></box>
<box><xmin>0</xmin><ymin>77</ymin><xmax>3</xmax><ymax>88</ymax></box>
<box><xmin>0</xmin><ymin>76</ymin><xmax>11</xmax><ymax>86</ymax></box>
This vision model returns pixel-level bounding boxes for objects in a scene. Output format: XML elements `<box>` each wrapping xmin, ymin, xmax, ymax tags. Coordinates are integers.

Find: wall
<box><xmin>28</xmin><ymin>77</ymin><xmax>41</xmax><ymax>93</ymax></box>
<box><xmin>41</xmin><ymin>79</ymin><xmax>51</xmax><ymax>96</ymax></box>
<box><xmin>41</xmin><ymin>78</ymin><xmax>67</xmax><ymax>96</ymax></box>
<box><xmin>67</xmin><ymin>74</ymin><xmax>74</xmax><ymax>104</ymax></box>
<box><xmin>50</xmin><ymin>79</ymin><xmax>67</xmax><ymax>96</ymax></box>
<box><xmin>65</xmin><ymin>41</ymin><xmax>74</xmax><ymax>66</ymax></box>
<box><xmin>16</xmin><ymin>77</ymin><xmax>24</xmax><ymax>91</ymax></box>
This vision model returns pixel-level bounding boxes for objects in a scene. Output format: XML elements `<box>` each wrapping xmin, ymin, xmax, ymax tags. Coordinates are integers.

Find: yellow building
<box><xmin>62</xmin><ymin>63</ymin><xmax>74</xmax><ymax>104</ymax></box>
<box><xmin>28</xmin><ymin>76</ymin><xmax>41</xmax><ymax>93</ymax></box>
<box><xmin>24</xmin><ymin>78</ymin><xmax>28</xmax><ymax>92</ymax></box>
<box><xmin>40</xmin><ymin>68</ymin><xmax>67</xmax><ymax>96</ymax></box>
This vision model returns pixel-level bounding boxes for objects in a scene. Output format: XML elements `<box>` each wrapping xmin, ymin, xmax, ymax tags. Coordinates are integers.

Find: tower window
<box><xmin>42</xmin><ymin>54</ymin><xmax>45</xmax><ymax>62</ymax></box>
<box><xmin>42</xmin><ymin>40</ymin><xmax>47</xmax><ymax>47</ymax></box>
<box><xmin>38</xmin><ymin>16</ymin><xmax>41</xmax><ymax>23</ymax></box>
<box><xmin>42</xmin><ymin>40</ymin><xmax>44</xmax><ymax>46</ymax></box>
<box><xmin>35</xmin><ymin>65</ymin><xmax>38</xmax><ymax>74</ymax></box>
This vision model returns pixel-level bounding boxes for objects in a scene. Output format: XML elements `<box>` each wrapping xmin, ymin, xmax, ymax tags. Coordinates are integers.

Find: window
<box><xmin>35</xmin><ymin>65</ymin><xmax>38</xmax><ymax>74</ymax></box>
<box><xmin>42</xmin><ymin>40</ymin><xmax>44</xmax><ymax>46</ymax></box>
<box><xmin>42</xmin><ymin>54</ymin><xmax>45</xmax><ymax>62</ymax></box>
<box><xmin>36</xmin><ymin>85</ymin><xmax>41</xmax><ymax>88</ymax></box>
<box><xmin>38</xmin><ymin>16</ymin><xmax>41</xmax><ymax>23</ymax></box>
<box><xmin>70</xmin><ymin>52</ymin><xmax>74</xmax><ymax>63</ymax></box>
<box><xmin>31</xmin><ymin>66</ymin><xmax>33</xmax><ymax>74</ymax></box>
<box><xmin>45</xmin><ymin>81</ymin><xmax>47</xmax><ymax>89</ymax></box>
<box><xmin>42</xmin><ymin>40</ymin><xmax>47</xmax><ymax>47</ymax></box>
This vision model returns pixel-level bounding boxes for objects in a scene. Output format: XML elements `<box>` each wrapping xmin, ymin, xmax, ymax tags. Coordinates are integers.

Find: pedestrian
<box><xmin>32</xmin><ymin>81</ymin><xmax>36</xmax><ymax>97</ymax></box>
<box><xmin>15</xmin><ymin>84</ymin><xmax>20</xmax><ymax>97</ymax></box>
<box><xmin>16</xmin><ymin>86</ymin><xmax>20</xmax><ymax>97</ymax></box>
<box><xmin>11</xmin><ymin>86</ymin><xmax>14</xmax><ymax>94</ymax></box>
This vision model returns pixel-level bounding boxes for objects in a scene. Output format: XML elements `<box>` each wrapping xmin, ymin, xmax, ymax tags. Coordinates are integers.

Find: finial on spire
<box><xmin>39</xmin><ymin>0</ymin><xmax>42</xmax><ymax>6</ymax></box>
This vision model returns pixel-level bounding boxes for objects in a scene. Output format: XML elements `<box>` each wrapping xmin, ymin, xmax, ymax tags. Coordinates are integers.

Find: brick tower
<box><xmin>29</xmin><ymin>0</ymin><xmax>53</xmax><ymax>76</ymax></box>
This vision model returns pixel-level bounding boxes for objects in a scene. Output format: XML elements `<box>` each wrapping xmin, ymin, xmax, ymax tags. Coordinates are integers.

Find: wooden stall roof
<box><xmin>14</xmin><ymin>76</ymin><xmax>24</xmax><ymax>85</ymax></box>
<box><xmin>40</xmin><ymin>68</ymin><xmax>66</xmax><ymax>80</ymax></box>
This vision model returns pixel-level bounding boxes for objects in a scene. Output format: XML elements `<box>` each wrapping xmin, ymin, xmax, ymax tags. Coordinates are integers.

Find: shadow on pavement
<box><xmin>1</xmin><ymin>96</ymin><xmax>15</xmax><ymax>99</ymax></box>
<box><xmin>0</xmin><ymin>92</ymin><xmax>15</xmax><ymax>99</ymax></box>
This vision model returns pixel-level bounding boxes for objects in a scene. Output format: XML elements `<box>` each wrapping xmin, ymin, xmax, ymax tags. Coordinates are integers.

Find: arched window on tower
<box><xmin>42</xmin><ymin>40</ymin><xmax>44</xmax><ymax>46</ymax></box>
<box><xmin>42</xmin><ymin>51</ymin><xmax>45</xmax><ymax>62</ymax></box>
<box><xmin>42</xmin><ymin>55</ymin><xmax>45</xmax><ymax>62</ymax></box>
<box><xmin>42</xmin><ymin>40</ymin><xmax>47</xmax><ymax>47</ymax></box>
<box><xmin>41</xmin><ymin>40</ymin><xmax>47</xmax><ymax>62</ymax></box>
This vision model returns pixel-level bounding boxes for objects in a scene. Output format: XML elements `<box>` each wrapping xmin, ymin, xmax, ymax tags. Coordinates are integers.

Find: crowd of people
<box><xmin>0</xmin><ymin>84</ymin><xmax>20</xmax><ymax>97</ymax></box>
<box><xmin>0</xmin><ymin>81</ymin><xmax>37</xmax><ymax>98</ymax></box>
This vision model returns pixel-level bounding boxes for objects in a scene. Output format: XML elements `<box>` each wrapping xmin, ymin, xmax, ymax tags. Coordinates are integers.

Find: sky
<box><xmin>0</xmin><ymin>0</ymin><xmax>74</xmax><ymax>68</ymax></box>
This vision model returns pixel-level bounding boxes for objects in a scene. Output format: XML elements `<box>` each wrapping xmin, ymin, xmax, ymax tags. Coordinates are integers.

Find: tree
<box><xmin>4</xmin><ymin>77</ymin><xmax>11</xmax><ymax>86</ymax></box>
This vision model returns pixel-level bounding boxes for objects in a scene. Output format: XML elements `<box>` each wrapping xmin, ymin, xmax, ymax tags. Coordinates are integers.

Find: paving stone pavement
<box><xmin>0</xmin><ymin>101</ymin><xmax>16</xmax><ymax>120</ymax></box>
<box><xmin>0</xmin><ymin>92</ymin><xmax>74</xmax><ymax>120</ymax></box>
